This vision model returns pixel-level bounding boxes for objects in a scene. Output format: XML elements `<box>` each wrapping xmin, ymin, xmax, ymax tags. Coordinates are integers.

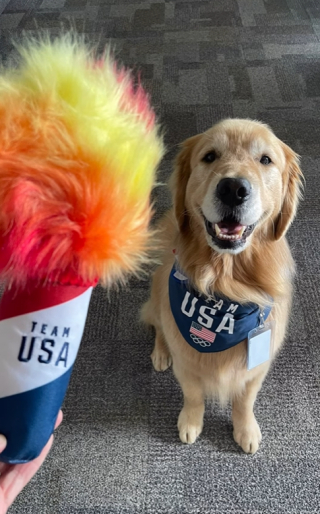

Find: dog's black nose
<box><xmin>216</xmin><ymin>178</ymin><xmax>251</xmax><ymax>207</ymax></box>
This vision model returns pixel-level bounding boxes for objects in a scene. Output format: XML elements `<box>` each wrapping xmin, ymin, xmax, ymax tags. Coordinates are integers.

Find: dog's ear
<box><xmin>170</xmin><ymin>134</ymin><xmax>202</xmax><ymax>232</ymax></box>
<box><xmin>273</xmin><ymin>142</ymin><xmax>303</xmax><ymax>241</ymax></box>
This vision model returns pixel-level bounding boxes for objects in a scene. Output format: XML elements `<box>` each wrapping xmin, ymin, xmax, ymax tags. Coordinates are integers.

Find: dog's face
<box><xmin>172</xmin><ymin>119</ymin><xmax>302</xmax><ymax>254</ymax></box>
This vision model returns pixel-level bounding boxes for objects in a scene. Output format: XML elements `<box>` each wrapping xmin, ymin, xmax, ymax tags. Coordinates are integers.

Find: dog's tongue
<box><xmin>217</xmin><ymin>220</ymin><xmax>244</xmax><ymax>235</ymax></box>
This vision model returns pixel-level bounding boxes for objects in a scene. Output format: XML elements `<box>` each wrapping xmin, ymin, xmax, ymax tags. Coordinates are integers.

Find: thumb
<box><xmin>0</xmin><ymin>435</ymin><xmax>7</xmax><ymax>454</ymax></box>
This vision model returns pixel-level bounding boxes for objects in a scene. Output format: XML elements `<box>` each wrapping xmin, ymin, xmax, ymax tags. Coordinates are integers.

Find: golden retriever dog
<box><xmin>142</xmin><ymin>119</ymin><xmax>303</xmax><ymax>454</ymax></box>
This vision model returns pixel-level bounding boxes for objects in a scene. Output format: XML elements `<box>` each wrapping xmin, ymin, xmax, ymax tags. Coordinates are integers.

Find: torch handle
<box><xmin>0</xmin><ymin>283</ymin><xmax>92</xmax><ymax>463</ymax></box>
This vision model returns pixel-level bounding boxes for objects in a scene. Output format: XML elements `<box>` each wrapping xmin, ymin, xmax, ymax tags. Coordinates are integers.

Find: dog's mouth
<box><xmin>203</xmin><ymin>215</ymin><xmax>255</xmax><ymax>250</ymax></box>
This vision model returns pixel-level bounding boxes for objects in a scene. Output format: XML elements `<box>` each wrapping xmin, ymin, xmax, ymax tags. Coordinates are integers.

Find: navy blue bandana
<box><xmin>169</xmin><ymin>264</ymin><xmax>272</xmax><ymax>353</ymax></box>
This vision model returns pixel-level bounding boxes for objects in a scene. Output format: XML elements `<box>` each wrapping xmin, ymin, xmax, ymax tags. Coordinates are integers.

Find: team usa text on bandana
<box><xmin>169</xmin><ymin>265</ymin><xmax>272</xmax><ymax>353</ymax></box>
<box><xmin>181</xmin><ymin>292</ymin><xmax>240</xmax><ymax>346</ymax></box>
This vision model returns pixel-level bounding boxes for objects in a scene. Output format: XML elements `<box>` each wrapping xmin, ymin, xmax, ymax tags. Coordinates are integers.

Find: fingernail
<box><xmin>0</xmin><ymin>434</ymin><xmax>7</xmax><ymax>452</ymax></box>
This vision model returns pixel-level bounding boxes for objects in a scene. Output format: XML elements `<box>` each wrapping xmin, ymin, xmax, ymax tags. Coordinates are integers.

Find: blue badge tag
<box><xmin>247</xmin><ymin>321</ymin><xmax>275</xmax><ymax>371</ymax></box>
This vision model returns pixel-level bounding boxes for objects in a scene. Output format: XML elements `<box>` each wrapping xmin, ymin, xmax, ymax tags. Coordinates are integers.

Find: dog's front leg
<box><xmin>174</xmin><ymin>365</ymin><xmax>205</xmax><ymax>444</ymax></box>
<box><xmin>232</xmin><ymin>369</ymin><xmax>268</xmax><ymax>454</ymax></box>
<box><xmin>151</xmin><ymin>328</ymin><xmax>172</xmax><ymax>372</ymax></box>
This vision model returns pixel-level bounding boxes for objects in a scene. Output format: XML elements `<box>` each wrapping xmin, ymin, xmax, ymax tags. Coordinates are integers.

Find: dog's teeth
<box><xmin>216</xmin><ymin>233</ymin><xmax>243</xmax><ymax>241</ymax></box>
<box><xmin>238</xmin><ymin>226</ymin><xmax>246</xmax><ymax>237</ymax></box>
<box><xmin>214</xmin><ymin>224</ymin><xmax>246</xmax><ymax>241</ymax></box>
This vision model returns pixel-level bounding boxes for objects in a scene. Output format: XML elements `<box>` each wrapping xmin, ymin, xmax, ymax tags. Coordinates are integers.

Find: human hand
<box><xmin>0</xmin><ymin>410</ymin><xmax>63</xmax><ymax>514</ymax></box>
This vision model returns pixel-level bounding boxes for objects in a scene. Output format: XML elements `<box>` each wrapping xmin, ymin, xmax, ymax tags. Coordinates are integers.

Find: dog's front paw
<box><xmin>151</xmin><ymin>347</ymin><xmax>172</xmax><ymax>372</ymax></box>
<box><xmin>233</xmin><ymin>416</ymin><xmax>262</xmax><ymax>454</ymax></box>
<box><xmin>178</xmin><ymin>408</ymin><xmax>203</xmax><ymax>444</ymax></box>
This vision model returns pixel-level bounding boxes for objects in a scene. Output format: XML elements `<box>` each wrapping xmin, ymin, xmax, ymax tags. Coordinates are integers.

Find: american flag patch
<box><xmin>189</xmin><ymin>322</ymin><xmax>216</xmax><ymax>343</ymax></box>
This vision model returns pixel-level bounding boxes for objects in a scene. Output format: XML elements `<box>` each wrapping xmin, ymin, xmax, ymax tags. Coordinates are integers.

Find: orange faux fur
<box><xmin>0</xmin><ymin>36</ymin><xmax>163</xmax><ymax>287</ymax></box>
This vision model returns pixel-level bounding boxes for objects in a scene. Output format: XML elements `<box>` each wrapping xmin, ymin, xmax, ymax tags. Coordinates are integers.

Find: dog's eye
<box><xmin>202</xmin><ymin>151</ymin><xmax>216</xmax><ymax>163</ymax></box>
<box><xmin>260</xmin><ymin>155</ymin><xmax>272</xmax><ymax>165</ymax></box>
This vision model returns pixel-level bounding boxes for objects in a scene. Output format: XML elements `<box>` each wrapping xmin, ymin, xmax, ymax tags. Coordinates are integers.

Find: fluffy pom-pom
<box><xmin>0</xmin><ymin>35</ymin><xmax>164</xmax><ymax>287</ymax></box>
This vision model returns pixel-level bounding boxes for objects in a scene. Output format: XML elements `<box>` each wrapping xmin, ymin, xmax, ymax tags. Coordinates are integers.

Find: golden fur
<box><xmin>142</xmin><ymin>119</ymin><xmax>303</xmax><ymax>454</ymax></box>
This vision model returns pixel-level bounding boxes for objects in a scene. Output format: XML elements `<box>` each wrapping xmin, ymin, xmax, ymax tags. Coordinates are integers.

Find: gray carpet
<box><xmin>0</xmin><ymin>0</ymin><xmax>319</xmax><ymax>513</ymax></box>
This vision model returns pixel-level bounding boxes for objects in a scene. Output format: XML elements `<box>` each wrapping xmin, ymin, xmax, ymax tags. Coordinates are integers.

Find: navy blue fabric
<box><xmin>169</xmin><ymin>264</ymin><xmax>272</xmax><ymax>353</ymax></box>
<box><xmin>0</xmin><ymin>367</ymin><xmax>73</xmax><ymax>464</ymax></box>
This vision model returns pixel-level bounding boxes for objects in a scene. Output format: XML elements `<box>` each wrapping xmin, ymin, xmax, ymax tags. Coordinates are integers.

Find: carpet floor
<box><xmin>0</xmin><ymin>1</ymin><xmax>319</xmax><ymax>512</ymax></box>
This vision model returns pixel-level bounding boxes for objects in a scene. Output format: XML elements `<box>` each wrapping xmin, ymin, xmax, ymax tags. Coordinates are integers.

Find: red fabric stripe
<box><xmin>0</xmin><ymin>283</ymin><xmax>92</xmax><ymax>321</ymax></box>
<box><xmin>0</xmin><ymin>236</ymin><xmax>99</xmax><ymax>290</ymax></box>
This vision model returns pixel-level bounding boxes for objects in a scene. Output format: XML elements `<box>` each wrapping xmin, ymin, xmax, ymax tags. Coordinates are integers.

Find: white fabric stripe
<box><xmin>173</xmin><ymin>270</ymin><xmax>188</xmax><ymax>281</ymax></box>
<box><xmin>0</xmin><ymin>288</ymin><xmax>92</xmax><ymax>398</ymax></box>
